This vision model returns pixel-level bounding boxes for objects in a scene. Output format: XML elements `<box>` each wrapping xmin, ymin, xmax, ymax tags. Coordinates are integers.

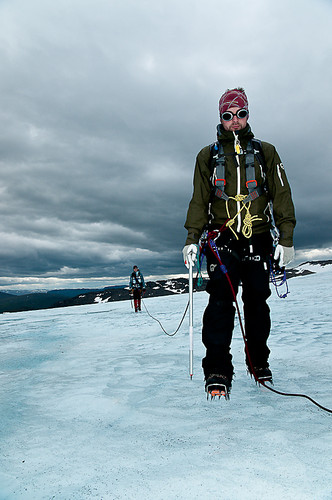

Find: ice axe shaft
<box><xmin>189</xmin><ymin>261</ymin><xmax>194</xmax><ymax>379</ymax></box>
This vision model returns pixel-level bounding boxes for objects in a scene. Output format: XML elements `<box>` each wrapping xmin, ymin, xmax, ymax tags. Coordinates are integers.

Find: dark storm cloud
<box><xmin>0</xmin><ymin>0</ymin><xmax>331</xmax><ymax>289</ymax></box>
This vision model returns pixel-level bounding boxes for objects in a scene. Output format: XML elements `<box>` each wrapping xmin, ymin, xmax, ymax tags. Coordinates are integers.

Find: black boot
<box><xmin>248</xmin><ymin>365</ymin><xmax>273</xmax><ymax>383</ymax></box>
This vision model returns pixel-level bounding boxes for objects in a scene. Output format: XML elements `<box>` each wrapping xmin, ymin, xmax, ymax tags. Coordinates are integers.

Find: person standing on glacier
<box><xmin>129</xmin><ymin>266</ymin><xmax>146</xmax><ymax>312</ymax></box>
<box><xmin>183</xmin><ymin>88</ymin><xmax>296</xmax><ymax>398</ymax></box>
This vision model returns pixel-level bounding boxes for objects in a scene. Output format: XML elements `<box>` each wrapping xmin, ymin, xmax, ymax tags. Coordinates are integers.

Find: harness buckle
<box><xmin>246</xmin><ymin>179</ymin><xmax>258</xmax><ymax>189</ymax></box>
<box><xmin>215</xmin><ymin>178</ymin><xmax>226</xmax><ymax>187</ymax></box>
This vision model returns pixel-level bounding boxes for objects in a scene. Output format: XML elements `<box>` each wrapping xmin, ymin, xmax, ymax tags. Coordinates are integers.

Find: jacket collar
<box><xmin>216</xmin><ymin>123</ymin><xmax>254</xmax><ymax>143</ymax></box>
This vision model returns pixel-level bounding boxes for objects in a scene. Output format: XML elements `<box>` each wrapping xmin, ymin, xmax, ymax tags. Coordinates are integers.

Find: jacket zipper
<box><xmin>233</xmin><ymin>132</ymin><xmax>242</xmax><ymax>233</ymax></box>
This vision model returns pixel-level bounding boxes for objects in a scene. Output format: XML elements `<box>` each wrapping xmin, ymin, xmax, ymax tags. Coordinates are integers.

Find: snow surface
<box><xmin>0</xmin><ymin>270</ymin><xmax>331</xmax><ymax>500</ymax></box>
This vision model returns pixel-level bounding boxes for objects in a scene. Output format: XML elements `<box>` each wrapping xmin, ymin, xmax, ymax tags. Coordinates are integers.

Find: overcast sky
<box><xmin>0</xmin><ymin>0</ymin><xmax>331</xmax><ymax>291</ymax></box>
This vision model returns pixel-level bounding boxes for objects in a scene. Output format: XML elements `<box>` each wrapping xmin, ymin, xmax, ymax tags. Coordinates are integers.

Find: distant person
<box><xmin>129</xmin><ymin>266</ymin><xmax>146</xmax><ymax>312</ymax></box>
<box><xmin>182</xmin><ymin>87</ymin><xmax>296</xmax><ymax>398</ymax></box>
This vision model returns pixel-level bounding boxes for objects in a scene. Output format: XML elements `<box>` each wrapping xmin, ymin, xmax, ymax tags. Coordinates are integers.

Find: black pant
<box><xmin>202</xmin><ymin>231</ymin><xmax>273</xmax><ymax>380</ymax></box>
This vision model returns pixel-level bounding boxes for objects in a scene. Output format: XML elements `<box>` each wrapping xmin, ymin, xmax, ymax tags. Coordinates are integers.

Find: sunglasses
<box><xmin>221</xmin><ymin>108</ymin><xmax>248</xmax><ymax>121</ymax></box>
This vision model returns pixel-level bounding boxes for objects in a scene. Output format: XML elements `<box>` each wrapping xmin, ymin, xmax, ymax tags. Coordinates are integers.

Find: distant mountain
<box><xmin>0</xmin><ymin>291</ymin><xmax>14</xmax><ymax>298</ymax></box>
<box><xmin>0</xmin><ymin>289</ymin><xmax>78</xmax><ymax>314</ymax></box>
<box><xmin>52</xmin><ymin>278</ymin><xmax>207</xmax><ymax>309</ymax></box>
<box><xmin>285</xmin><ymin>260</ymin><xmax>332</xmax><ymax>278</ymax></box>
<box><xmin>0</xmin><ymin>278</ymin><xmax>206</xmax><ymax>314</ymax></box>
<box><xmin>0</xmin><ymin>260</ymin><xmax>330</xmax><ymax>314</ymax></box>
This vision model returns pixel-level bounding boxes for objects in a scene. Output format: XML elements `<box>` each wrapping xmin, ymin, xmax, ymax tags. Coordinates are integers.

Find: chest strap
<box><xmin>213</xmin><ymin>138</ymin><xmax>264</xmax><ymax>203</ymax></box>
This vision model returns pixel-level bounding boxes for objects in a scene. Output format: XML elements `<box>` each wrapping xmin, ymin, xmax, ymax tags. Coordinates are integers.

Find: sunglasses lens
<box><xmin>237</xmin><ymin>109</ymin><xmax>248</xmax><ymax>119</ymax></box>
<box><xmin>221</xmin><ymin>111</ymin><xmax>233</xmax><ymax>121</ymax></box>
<box><xmin>221</xmin><ymin>109</ymin><xmax>248</xmax><ymax>121</ymax></box>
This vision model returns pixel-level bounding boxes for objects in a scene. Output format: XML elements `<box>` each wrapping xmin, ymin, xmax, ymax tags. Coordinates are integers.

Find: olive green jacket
<box><xmin>184</xmin><ymin>124</ymin><xmax>296</xmax><ymax>246</ymax></box>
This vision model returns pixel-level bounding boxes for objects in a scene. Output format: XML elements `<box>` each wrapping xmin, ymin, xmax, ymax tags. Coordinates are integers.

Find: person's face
<box><xmin>221</xmin><ymin>106</ymin><xmax>248</xmax><ymax>132</ymax></box>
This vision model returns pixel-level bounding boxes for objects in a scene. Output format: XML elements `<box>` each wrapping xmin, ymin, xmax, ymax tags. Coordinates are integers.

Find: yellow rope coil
<box><xmin>225</xmin><ymin>197</ymin><xmax>262</xmax><ymax>240</ymax></box>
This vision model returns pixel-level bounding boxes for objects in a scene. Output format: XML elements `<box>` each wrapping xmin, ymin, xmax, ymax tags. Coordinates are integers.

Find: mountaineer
<box><xmin>129</xmin><ymin>265</ymin><xmax>146</xmax><ymax>312</ymax></box>
<box><xmin>183</xmin><ymin>87</ymin><xmax>296</xmax><ymax>398</ymax></box>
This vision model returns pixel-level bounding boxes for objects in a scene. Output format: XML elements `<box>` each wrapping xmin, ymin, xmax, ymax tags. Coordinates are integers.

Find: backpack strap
<box><xmin>242</xmin><ymin>138</ymin><xmax>264</xmax><ymax>203</ymax></box>
<box><xmin>211</xmin><ymin>142</ymin><xmax>229</xmax><ymax>201</ymax></box>
<box><xmin>131</xmin><ymin>271</ymin><xmax>142</xmax><ymax>288</ymax></box>
<box><xmin>252</xmin><ymin>138</ymin><xmax>266</xmax><ymax>171</ymax></box>
<box><xmin>209</xmin><ymin>138</ymin><xmax>268</xmax><ymax>202</ymax></box>
<box><xmin>251</xmin><ymin>138</ymin><xmax>270</xmax><ymax>198</ymax></box>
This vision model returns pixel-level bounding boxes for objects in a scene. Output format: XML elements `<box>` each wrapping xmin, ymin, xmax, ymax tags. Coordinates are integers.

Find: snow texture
<box><xmin>0</xmin><ymin>269</ymin><xmax>331</xmax><ymax>499</ymax></box>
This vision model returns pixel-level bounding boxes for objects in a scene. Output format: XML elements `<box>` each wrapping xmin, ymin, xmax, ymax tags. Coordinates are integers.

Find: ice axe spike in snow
<box><xmin>189</xmin><ymin>260</ymin><xmax>194</xmax><ymax>379</ymax></box>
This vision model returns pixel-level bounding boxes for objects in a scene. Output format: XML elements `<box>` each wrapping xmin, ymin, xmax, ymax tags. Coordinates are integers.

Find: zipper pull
<box><xmin>233</xmin><ymin>132</ymin><xmax>243</xmax><ymax>155</ymax></box>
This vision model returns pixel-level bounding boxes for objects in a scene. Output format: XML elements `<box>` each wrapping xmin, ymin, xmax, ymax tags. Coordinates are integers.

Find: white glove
<box><xmin>274</xmin><ymin>244</ymin><xmax>295</xmax><ymax>267</ymax></box>
<box><xmin>182</xmin><ymin>244</ymin><xmax>198</xmax><ymax>269</ymax></box>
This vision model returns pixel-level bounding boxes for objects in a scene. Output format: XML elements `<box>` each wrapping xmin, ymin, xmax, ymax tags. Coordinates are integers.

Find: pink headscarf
<box><xmin>219</xmin><ymin>88</ymin><xmax>249</xmax><ymax>120</ymax></box>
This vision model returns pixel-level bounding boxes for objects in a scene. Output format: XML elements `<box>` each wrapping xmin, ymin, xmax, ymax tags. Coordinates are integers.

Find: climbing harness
<box><xmin>210</xmin><ymin>137</ymin><xmax>268</xmax><ymax>240</ymax></box>
<box><xmin>130</xmin><ymin>271</ymin><xmax>144</xmax><ymax>288</ymax></box>
<box><xmin>212</xmin><ymin>138</ymin><xmax>265</xmax><ymax>204</ymax></box>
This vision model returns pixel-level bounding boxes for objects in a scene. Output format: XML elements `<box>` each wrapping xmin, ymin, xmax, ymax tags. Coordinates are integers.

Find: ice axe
<box><xmin>188</xmin><ymin>259</ymin><xmax>194</xmax><ymax>379</ymax></box>
<box><xmin>185</xmin><ymin>244</ymin><xmax>198</xmax><ymax>379</ymax></box>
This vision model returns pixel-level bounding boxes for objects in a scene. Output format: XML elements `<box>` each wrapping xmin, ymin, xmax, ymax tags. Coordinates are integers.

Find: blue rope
<box><xmin>269</xmin><ymin>262</ymin><xmax>289</xmax><ymax>298</ymax></box>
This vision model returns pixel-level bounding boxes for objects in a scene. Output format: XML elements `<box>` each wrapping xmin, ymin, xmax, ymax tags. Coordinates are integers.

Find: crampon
<box><xmin>205</xmin><ymin>383</ymin><xmax>230</xmax><ymax>401</ymax></box>
<box><xmin>248</xmin><ymin>366</ymin><xmax>273</xmax><ymax>386</ymax></box>
<box><xmin>205</xmin><ymin>374</ymin><xmax>231</xmax><ymax>400</ymax></box>
<box><xmin>257</xmin><ymin>375</ymin><xmax>273</xmax><ymax>385</ymax></box>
